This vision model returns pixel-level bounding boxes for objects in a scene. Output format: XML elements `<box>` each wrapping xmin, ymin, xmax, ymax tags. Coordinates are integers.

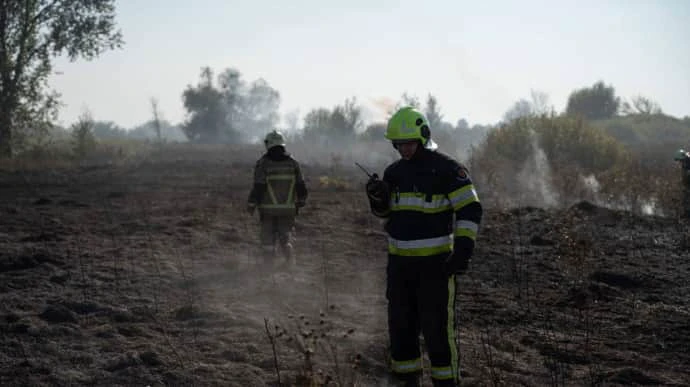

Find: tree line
<box><xmin>1</xmin><ymin>1</ymin><xmax>688</xmax><ymax>160</ymax></box>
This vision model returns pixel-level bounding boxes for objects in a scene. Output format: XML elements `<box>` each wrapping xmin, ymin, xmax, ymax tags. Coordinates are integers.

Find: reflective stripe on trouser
<box><xmin>388</xmin><ymin>235</ymin><xmax>453</xmax><ymax>256</ymax></box>
<box><xmin>386</xmin><ymin>254</ymin><xmax>458</xmax><ymax>382</ymax></box>
<box><xmin>390</xmin><ymin>357</ymin><xmax>422</xmax><ymax>374</ymax></box>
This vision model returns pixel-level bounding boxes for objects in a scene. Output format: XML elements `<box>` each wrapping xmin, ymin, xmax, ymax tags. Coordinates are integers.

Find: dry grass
<box><xmin>1</xmin><ymin>141</ymin><xmax>689</xmax><ymax>386</ymax></box>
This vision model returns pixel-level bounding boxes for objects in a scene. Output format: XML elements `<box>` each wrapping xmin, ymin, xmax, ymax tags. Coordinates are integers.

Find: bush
<box><xmin>469</xmin><ymin>114</ymin><xmax>629</xmax><ymax>208</ymax></box>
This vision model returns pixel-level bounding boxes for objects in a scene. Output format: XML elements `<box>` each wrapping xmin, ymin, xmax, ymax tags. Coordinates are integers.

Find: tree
<box><xmin>424</xmin><ymin>94</ymin><xmax>443</xmax><ymax>130</ymax></box>
<box><xmin>503</xmin><ymin>90</ymin><xmax>553</xmax><ymax>123</ymax></box>
<box><xmin>565</xmin><ymin>81</ymin><xmax>620</xmax><ymax>120</ymax></box>
<box><xmin>0</xmin><ymin>0</ymin><xmax>123</xmax><ymax>157</ymax></box>
<box><xmin>181</xmin><ymin>67</ymin><xmax>228</xmax><ymax>143</ymax></box>
<box><xmin>71</xmin><ymin>109</ymin><xmax>96</xmax><ymax>159</ymax></box>
<box><xmin>283</xmin><ymin>109</ymin><xmax>300</xmax><ymax>133</ymax></box>
<box><xmin>455</xmin><ymin>119</ymin><xmax>469</xmax><ymax>131</ymax></box>
<box><xmin>393</xmin><ymin>92</ymin><xmax>421</xmax><ymax>114</ymax></box>
<box><xmin>503</xmin><ymin>99</ymin><xmax>533</xmax><ymax>123</ymax></box>
<box><xmin>92</xmin><ymin>121</ymin><xmax>126</xmax><ymax>139</ymax></box>
<box><xmin>302</xmin><ymin>97</ymin><xmax>363</xmax><ymax>143</ymax></box>
<box><xmin>529</xmin><ymin>89</ymin><xmax>552</xmax><ymax>116</ymax></box>
<box><xmin>339</xmin><ymin>97</ymin><xmax>364</xmax><ymax>135</ymax></box>
<box><xmin>621</xmin><ymin>95</ymin><xmax>663</xmax><ymax>115</ymax></box>
<box><xmin>237</xmin><ymin>78</ymin><xmax>281</xmax><ymax>138</ymax></box>
<box><xmin>150</xmin><ymin>97</ymin><xmax>162</xmax><ymax>142</ymax></box>
<box><xmin>359</xmin><ymin>122</ymin><xmax>387</xmax><ymax>142</ymax></box>
<box><xmin>303</xmin><ymin>107</ymin><xmax>332</xmax><ymax>136</ymax></box>
<box><xmin>181</xmin><ymin>66</ymin><xmax>281</xmax><ymax>143</ymax></box>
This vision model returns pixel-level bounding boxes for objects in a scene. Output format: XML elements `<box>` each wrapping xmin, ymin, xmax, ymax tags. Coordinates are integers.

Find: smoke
<box><xmin>370</xmin><ymin>97</ymin><xmax>397</xmax><ymax>120</ymax></box>
<box><xmin>581</xmin><ymin>174</ymin><xmax>600</xmax><ymax>194</ymax></box>
<box><xmin>577</xmin><ymin>173</ymin><xmax>665</xmax><ymax>217</ymax></box>
<box><xmin>510</xmin><ymin>132</ymin><xmax>559</xmax><ymax>208</ymax></box>
<box><xmin>641</xmin><ymin>199</ymin><xmax>660</xmax><ymax>216</ymax></box>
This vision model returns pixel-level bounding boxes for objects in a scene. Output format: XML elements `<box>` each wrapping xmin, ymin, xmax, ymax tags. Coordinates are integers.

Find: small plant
<box><xmin>71</xmin><ymin>110</ymin><xmax>97</xmax><ymax>161</ymax></box>
<box><xmin>264</xmin><ymin>312</ymin><xmax>361</xmax><ymax>386</ymax></box>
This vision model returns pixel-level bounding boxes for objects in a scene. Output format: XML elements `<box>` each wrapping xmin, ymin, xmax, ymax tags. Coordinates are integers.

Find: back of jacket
<box><xmin>249</xmin><ymin>148</ymin><xmax>307</xmax><ymax>216</ymax></box>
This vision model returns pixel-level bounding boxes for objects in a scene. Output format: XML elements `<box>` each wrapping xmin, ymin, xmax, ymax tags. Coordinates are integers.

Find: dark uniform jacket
<box><xmin>370</xmin><ymin>148</ymin><xmax>482</xmax><ymax>257</ymax></box>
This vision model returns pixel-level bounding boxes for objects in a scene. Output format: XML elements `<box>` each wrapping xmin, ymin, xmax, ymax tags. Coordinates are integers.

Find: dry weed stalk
<box><xmin>266</xmin><ymin>311</ymin><xmax>360</xmax><ymax>386</ymax></box>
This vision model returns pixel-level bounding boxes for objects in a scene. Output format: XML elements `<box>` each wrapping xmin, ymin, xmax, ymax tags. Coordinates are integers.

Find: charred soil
<box><xmin>1</xmin><ymin>156</ymin><xmax>689</xmax><ymax>386</ymax></box>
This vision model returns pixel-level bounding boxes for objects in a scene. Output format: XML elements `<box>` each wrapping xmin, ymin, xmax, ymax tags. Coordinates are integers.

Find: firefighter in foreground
<box><xmin>247</xmin><ymin>130</ymin><xmax>308</xmax><ymax>265</ymax></box>
<box><xmin>365</xmin><ymin>107</ymin><xmax>482</xmax><ymax>386</ymax></box>
<box><xmin>674</xmin><ymin>148</ymin><xmax>690</xmax><ymax>218</ymax></box>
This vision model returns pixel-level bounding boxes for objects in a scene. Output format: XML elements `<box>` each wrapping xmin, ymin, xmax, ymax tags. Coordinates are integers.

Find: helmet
<box><xmin>385</xmin><ymin>106</ymin><xmax>438</xmax><ymax>150</ymax></box>
<box><xmin>674</xmin><ymin>149</ymin><xmax>688</xmax><ymax>161</ymax></box>
<box><xmin>264</xmin><ymin>130</ymin><xmax>286</xmax><ymax>150</ymax></box>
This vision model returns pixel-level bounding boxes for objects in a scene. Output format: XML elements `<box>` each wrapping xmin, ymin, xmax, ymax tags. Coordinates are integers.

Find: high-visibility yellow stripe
<box><xmin>446</xmin><ymin>275</ymin><xmax>458</xmax><ymax>382</ymax></box>
<box><xmin>391</xmin><ymin>357</ymin><xmax>423</xmax><ymax>373</ymax></box>
<box><xmin>388</xmin><ymin>235</ymin><xmax>453</xmax><ymax>256</ymax></box>
<box><xmin>391</xmin><ymin>192</ymin><xmax>452</xmax><ymax>214</ymax></box>
<box><xmin>448</xmin><ymin>185</ymin><xmax>480</xmax><ymax>210</ymax></box>
<box><xmin>431</xmin><ymin>366</ymin><xmax>454</xmax><ymax>380</ymax></box>
<box><xmin>454</xmin><ymin>220</ymin><xmax>479</xmax><ymax>240</ymax></box>
<box><xmin>262</xmin><ymin>174</ymin><xmax>296</xmax><ymax>209</ymax></box>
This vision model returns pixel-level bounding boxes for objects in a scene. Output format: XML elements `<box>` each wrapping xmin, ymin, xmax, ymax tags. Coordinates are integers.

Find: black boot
<box><xmin>432</xmin><ymin>378</ymin><xmax>457</xmax><ymax>387</ymax></box>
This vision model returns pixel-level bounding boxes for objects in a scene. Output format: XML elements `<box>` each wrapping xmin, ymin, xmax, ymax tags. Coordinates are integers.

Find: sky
<box><xmin>49</xmin><ymin>0</ymin><xmax>690</xmax><ymax>130</ymax></box>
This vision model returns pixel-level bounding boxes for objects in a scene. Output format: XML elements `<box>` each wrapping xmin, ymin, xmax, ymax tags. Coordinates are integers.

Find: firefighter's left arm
<box><xmin>294</xmin><ymin>160</ymin><xmax>308</xmax><ymax>206</ymax></box>
<box><xmin>446</xmin><ymin>164</ymin><xmax>483</xmax><ymax>256</ymax></box>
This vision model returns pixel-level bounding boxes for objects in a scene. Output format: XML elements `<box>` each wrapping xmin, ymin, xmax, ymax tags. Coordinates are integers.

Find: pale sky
<box><xmin>49</xmin><ymin>0</ymin><xmax>690</xmax><ymax>129</ymax></box>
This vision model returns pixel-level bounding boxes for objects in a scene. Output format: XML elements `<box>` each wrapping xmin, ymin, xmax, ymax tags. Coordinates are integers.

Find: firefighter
<box><xmin>247</xmin><ymin>130</ymin><xmax>308</xmax><ymax>265</ymax></box>
<box><xmin>674</xmin><ymin>149</ymin><xmax>690</xmax><ymax>218</ymax></box>
<box><xmin>365</xmin><ymin>106</ymin><xmax>482</xmax><ymax>386</ymax></box>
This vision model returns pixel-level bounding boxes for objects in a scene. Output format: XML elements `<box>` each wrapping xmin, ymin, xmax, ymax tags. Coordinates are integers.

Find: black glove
<box><xmin>366</xmin><ymin>174</ymin><xmax>389</xmax><ymax>203</ymax></box>
<box><xmin>445</xmin><ymin>239</ymin><xmax>473</xmax><ymax>276</ymax></box>
<box><xmin>296</xmin><ymin>200</ymin><xmax>306</xmax><ymax>208</ymax></box>
<box><xmin>247</xmin><ymin>204</ymin><xmax>256</xmax><ymax>215</ymax></box>
<box><xmin>445</xmin><ymin>253</ymin><xmax>470</xmax><ymax>276</ymax></box>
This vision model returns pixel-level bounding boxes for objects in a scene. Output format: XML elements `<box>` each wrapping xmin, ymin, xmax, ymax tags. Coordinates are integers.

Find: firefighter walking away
<box><xmin>247</xmin><ymin>130</ymin><xmax>308</xmax><ymax>266</ymax></box>
<box><xmin>365</xmin><ymin>106</ymin><xmax>483</xmax><ymax>386</ymax></box>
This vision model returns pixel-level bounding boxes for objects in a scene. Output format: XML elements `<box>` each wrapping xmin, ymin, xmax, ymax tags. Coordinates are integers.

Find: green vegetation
<box><xmin>0</xmin><ymin>0</ymin><xmax>123</xmax><ymax>158</ymax></box>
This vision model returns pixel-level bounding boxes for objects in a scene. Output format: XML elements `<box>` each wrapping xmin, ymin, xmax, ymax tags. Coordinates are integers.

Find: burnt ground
<box><xmin>1</xmin><ymin>154</ymin><xmax>689</xmax><ymax>387</ymax></box>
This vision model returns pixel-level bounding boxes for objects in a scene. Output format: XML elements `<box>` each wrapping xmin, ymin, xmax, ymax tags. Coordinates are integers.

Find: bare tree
<box><xmin>151</xmin><ymin>97</ymin><xmax>162</xmax><ymax>142</ymax></box>
<box><xmin>530</xmin><ymin>89</ymin><xmax>552</xmax><ymax>116</ymax></box>
<box><xmin>621</xmin><ymin>95</ymin><xmax>663</xmax><ymax>115</ymax></box>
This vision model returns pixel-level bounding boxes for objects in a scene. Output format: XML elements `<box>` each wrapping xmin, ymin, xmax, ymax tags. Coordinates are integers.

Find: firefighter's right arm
<box><xmin>366</xmin><ymin>170</ymin><xmax>391</xmax><ymax>218</ymax></box>
<box><xmin>247</xmin><ymin>159</ymin><xmax>266</xmax><ymax>211</ymax></box>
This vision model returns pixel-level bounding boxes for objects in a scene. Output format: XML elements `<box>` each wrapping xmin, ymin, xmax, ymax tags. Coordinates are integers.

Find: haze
<box><xmin>49</xmin><ymin>0</ymin><xmax>690</xmax><ymax>129</ymax></box>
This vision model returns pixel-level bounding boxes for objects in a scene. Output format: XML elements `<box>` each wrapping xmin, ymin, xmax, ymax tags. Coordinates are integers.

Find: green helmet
<box><xmin>264</xmin><ymin>130</ymin><xmax>286</xmax><ymax>150</ymax></box>
<box><xmin>385</xmin><ymin>106</ymin><xmax>437</xmax><ymax>150</ymax></box>
<box><xmin>674</xmin><ymin>149</ymin><xmax>688</xmax><ymax>161</ymax></box>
